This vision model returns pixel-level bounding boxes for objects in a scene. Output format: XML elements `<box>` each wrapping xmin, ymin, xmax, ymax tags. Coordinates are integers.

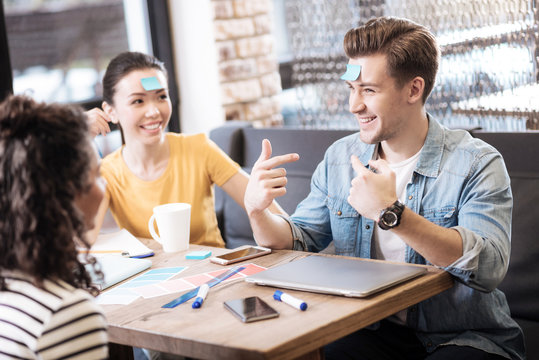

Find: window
<box><xmin>1</xmin><ymin>0</ymin><xmax>179</xmax><ymax>132</ymax></box>
<box><xmin>4</xmin><ymin>0</ymin><xmax>141</xmax><ymax>104</ymax></box>
<box><xmin>273</xmin><ymin>0</ymin><xmax>539</xmax><ymax>131</ymax></box>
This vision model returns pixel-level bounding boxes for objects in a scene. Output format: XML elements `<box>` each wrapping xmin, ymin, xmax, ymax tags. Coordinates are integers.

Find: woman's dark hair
<box><xmin>344</xmin><ymin>17</ymin><xmax>439</xmax><ymax>104</ymax></box>
<box><xmin>0</xmin><ymin>95</ymin><xmax>98</xmax><ymax>294</ymax></box>
<box><xmin>102</xmin><ymin>51</ymin><xmax>168</xmax><ymax>105</ymax></box>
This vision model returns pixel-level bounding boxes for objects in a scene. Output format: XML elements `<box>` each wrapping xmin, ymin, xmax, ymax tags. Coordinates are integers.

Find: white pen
<box><xmin>192</xmin><ymin>284</ymin><xmax>209</xmax><ymax>309</ymax></box>
<box><xmin>273</xmin><ymin>290</ymin><xmax>308</xmax><ymax>311</ymax></box>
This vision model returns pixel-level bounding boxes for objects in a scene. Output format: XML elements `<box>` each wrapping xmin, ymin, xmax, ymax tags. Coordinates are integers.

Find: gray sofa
<box><xmin>210</xmin><ymin>122</ymin><xmax>538</xmax><ymax>358</ymax></box>
<box><xmin>472</xmin><ymin>131</ymin><xmax>539</xmax><ymax>359</ymax></box>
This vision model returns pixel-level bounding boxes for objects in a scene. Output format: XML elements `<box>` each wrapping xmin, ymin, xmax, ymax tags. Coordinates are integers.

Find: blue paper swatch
<box><xmin>141</xmin><ymin>76</ymin><xmax>164</xmax><ymax>91</ymax></box>
<box><xmin>186</xmin><ymin>250</ymin><xmax>212</xmax><ymax>260</ymax></box>
<box><xmin>340</xmin><ymin>64</ymin><xmax>362</xmax><ymax>81</ymax></box>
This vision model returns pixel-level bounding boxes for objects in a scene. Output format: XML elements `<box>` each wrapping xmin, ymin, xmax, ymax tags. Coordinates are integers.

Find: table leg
<box><xmin>294</xmin><ymin>348</ymin><xmax>324</xmax><ymax>360</ymax></box>
<box><xmin>108</xmin><ymin>342</ymin><xmax>134</xmax><ymax>360</ymax></box>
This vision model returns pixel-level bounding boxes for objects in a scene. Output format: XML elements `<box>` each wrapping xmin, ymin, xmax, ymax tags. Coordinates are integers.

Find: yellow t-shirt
<box><xmin>101</xmin><ymin>133</ymin><xmax>240</xmax><ymax>247</ymax></box>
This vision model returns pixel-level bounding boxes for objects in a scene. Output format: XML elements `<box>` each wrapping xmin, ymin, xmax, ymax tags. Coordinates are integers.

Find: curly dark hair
<box><xmin>0</xmin><ymin>95</ymin><xmax>99</xmax><ymax>294</ymax></box>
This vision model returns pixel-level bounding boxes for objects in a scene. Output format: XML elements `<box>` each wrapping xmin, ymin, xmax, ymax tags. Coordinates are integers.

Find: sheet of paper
<box><xmin>96</xmin><ymin>288</ymin><xmax>141</xmax><ymax>305</ymax></box>
<box><xmin>91</xmin><ymin>229</ymin><xmax>154</xmax><ymax>258</ymax></box>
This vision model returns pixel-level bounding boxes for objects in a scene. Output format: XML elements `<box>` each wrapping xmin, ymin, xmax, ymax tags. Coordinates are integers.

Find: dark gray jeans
<box><xmin>324</xmin><ymin>320</ymin><xmax>507</xmax><ymax>360</ymax></box>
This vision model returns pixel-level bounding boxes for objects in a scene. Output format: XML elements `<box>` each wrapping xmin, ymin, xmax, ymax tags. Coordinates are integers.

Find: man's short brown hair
<box><xmin>344</xmin><ymin>17</ymin><xmax>439</xmax><ymax>104</ymax></box>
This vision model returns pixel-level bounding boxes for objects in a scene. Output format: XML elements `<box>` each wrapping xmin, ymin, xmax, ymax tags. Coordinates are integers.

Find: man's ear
<box><xmin>102</xmin><ymin>101</ymin><xmax>118</xmax><ymax>124</ymax></box>
<box><xmin>407</xmin><ymin>76</ymin><xmax>425</xmax><ymax>104</ymax></box>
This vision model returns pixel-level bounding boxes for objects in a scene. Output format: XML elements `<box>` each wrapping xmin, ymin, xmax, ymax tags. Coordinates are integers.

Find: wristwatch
<box><xmin>378</xmin><ymin>200</ymin><xmax>405</xmax><ymax>230</ymax></box>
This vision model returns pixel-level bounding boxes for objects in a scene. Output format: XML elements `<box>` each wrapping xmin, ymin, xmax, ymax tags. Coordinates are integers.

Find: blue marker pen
<box><xmin>273</xmin><ymin>290</ymin><xmax>308</xmax><ymax>311</ymax></box>
<box><xmin>192</xmin><ymin>284</ymin><xmax>209</xmax><ymax>309</ymax></box>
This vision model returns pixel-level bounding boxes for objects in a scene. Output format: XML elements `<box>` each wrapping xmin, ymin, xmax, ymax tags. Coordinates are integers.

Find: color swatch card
<box><xmin>96</xmin><ymin>264</ymin><xmax>266</xmax><ymax>304</ymax></box>
<box><xmin>129</xmin><ymin>263</ymin><xmax>267</xmax><ymax>299</ymax></box>
<box><xmin>116</xmin><ymin>266</ymin><xmax>187</xmax><ymax>288</ymax></box>
<box><xmin>96</xmin><ymin>266</ymin><xmax>187</xmax><ymax>305</ymax></box>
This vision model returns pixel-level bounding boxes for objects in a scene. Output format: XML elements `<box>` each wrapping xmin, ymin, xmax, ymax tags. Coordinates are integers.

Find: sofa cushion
<box><xmin>472</xmin><ymin>131</ymin><xmax>539</xmax><ymax>359</ymax></box>
<box><xmin>513</xmin><ymin>317</ymin><xmax>539</xmax><ymax>359</ymax></box>
<box><xmin>472</xmin><ymin>132</ymin><xmax>539</xmax><ymax>322</ymax></box>
<box><xmin>209</xmin><ymin>121</ymin><xmax>252</xmax><ymax>245</ymax></box>
<box><xmin>497</xmin><ymin>173</ymin><xmax>539</xmax><ymax>321</ymax></box>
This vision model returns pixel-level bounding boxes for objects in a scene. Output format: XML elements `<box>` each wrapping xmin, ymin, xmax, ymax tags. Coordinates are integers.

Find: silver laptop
<box><xmin>245</xmin><ymin>255</ymin><xmax>427</xmax><ymax>297</ymax></box>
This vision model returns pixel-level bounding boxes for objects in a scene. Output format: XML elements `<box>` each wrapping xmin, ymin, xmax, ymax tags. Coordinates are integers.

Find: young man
<box><xmin>244</xmin><ymin>17</ymin><xmax>525</xmax><ymax>359</ymax></box>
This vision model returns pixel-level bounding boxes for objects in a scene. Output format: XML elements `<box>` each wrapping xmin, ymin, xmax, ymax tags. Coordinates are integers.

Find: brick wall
<box><xmin>211</xmin><ymin>0</ymin><xmax>283</xmax><ymax>126</ymax></box>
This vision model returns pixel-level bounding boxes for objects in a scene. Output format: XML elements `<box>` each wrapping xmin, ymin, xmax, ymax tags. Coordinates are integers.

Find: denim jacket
<box><xmin>284</xmin><ymin>116</ymin><xmax>525</xmax><ymax>359</ymax></box>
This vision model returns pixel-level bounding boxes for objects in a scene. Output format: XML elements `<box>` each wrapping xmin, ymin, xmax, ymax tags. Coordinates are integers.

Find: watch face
<box><xmin>382</xmin><ymin>211</ymin><xmax>398</xmax><ymax>227</ymax></box>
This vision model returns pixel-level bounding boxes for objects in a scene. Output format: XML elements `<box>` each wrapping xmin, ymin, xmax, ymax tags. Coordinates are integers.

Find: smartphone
<box><xmin>224</xmin><ymin>296</ymin><xmax>279</xmax><ymax>323</ymax></box>
<box><xmin>210</xmin><ymin>246</ymin><xmax>271</xmax><ymax>265</ymax></box>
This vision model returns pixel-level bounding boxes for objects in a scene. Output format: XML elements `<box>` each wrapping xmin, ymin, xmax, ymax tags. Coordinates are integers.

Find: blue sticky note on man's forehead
<box><xmin>340</xmin><ymin>64</ymin><xmax>362</xmax><ymax>81</ymax></box>
<box><xmin>141</xmin><ymin>76</ymin><xmax>164</xmax><ymax>91</ymax></box>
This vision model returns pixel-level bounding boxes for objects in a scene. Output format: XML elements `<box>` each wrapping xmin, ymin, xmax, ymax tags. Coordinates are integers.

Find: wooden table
<box><xmin>102</xmin><ymin>240</ymin><xmax>453</xmax><ymax>360</ymax></box>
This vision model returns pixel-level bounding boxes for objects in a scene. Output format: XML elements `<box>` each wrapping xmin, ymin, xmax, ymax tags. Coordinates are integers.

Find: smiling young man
<box><xmin>244</xmin><ymin>17</ymin><xmax>524</xmax><ymax>359</ymax></box>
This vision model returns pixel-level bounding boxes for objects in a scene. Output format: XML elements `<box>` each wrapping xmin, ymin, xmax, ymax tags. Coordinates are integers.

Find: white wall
<box><xmin>168</xmin><ymin>0</ymin><xmax>225</xmax><ymax>134</ymax></box>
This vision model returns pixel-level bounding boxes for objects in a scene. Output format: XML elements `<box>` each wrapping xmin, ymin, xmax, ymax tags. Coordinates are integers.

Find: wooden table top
<box><xmin>101</xmin><ymin>239</ymin><xmax>453</xmax><ymax>360</ymax></box>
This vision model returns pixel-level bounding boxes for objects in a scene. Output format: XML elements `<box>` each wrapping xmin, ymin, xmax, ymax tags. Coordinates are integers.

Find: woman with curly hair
<box><xmin>0</xmin><ymin>95</ymin><xmax>108</xmax><ymax>359</ymax></box>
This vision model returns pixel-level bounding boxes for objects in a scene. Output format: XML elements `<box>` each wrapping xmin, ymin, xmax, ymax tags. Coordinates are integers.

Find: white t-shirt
<box><xmin>372</xmin><ymin>148</ymin><xmax>421</xmax><ymax>324</ymax></box>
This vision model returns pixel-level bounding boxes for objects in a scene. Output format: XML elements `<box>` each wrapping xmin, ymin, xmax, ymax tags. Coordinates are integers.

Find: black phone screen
<box><xmin>224</xmin><ymin>296</ymin><xmax>279</xmax><ymax>322</ymax></box>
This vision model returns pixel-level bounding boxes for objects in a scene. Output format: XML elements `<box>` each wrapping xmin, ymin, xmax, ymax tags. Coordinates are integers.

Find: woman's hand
<box><xmin>86</xmin><ymin>108</ymin><xmax>112</xmax><ymax>138</ymax></box>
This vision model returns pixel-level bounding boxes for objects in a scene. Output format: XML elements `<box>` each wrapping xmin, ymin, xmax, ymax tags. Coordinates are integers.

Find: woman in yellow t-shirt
<box><xmin>86</xmin><ymin>52</ymin><xmax>292</xmax><ymax>248</ymax></box>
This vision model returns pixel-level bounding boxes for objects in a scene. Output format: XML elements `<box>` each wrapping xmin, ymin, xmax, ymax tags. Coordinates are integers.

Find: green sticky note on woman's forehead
<box><xmin>141</xmin><ymin>76</ymin><xmax>164</xmax><ymax>91</ymax></box>
<box><xmin>340</xmin><ymin>64</ymin><xmax>362</xmax><ymax>81</ymax></box>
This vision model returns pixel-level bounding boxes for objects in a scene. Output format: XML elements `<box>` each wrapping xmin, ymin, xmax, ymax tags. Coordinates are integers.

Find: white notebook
<box><xmin>91</xmin><ymin>229</ymin><xmax>154</xmax><ymax>258</ymax></box>
<box><xmin>86</xmin><ymin>256</ymin><xmax>151</xmax><ymax>290</ymax></box>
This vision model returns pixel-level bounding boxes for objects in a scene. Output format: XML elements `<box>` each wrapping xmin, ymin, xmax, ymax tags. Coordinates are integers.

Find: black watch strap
<box><xmin>378</xmin><ymin>200</ymin><xmax>405</xmax><ymax>230</ymax></box>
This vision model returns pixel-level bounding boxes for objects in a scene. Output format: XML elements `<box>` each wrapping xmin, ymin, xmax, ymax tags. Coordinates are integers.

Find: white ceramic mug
<box><xmin>148</xmin><ymin>203</ymin><xmax>191</xmax><ymax>252</ymax></box>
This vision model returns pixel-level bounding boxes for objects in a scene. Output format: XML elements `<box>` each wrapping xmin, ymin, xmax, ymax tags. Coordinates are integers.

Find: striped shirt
<box><xmin>0</xmin><ymin>271</ymin><xmax>108</xmax><ymax>359</ymax></box>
